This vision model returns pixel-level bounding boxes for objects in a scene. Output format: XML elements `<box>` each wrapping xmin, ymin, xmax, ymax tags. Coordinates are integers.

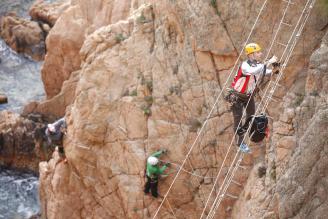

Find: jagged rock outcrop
<box><xmin>0</xmin><ymin>0</ymin><xmax>70</xmax><ymax>61</ymax></box>
<box><xmin>41</xmin><ymin>0</ymin><xmax>133</xmax><ymax>99</ymax></box>
<box><xmin>38</xmin><ymin>0</ymin><xmax>328</xmax><ymax>218</ymax></box>
<box><xmin>0</xmin><ymin>111</ymin><xmax>52</xmax><ymax>172</ymax></box>
<box><xmin>0</xmin><ymin>94</ymin><xmax>8</xmax><ymax>104</ymax></box>
<box><xmin>29</xmin><ymin>0</ymin><xmax>70</xmax><ymax>27</ymax></box>
<box><xmin>0</xmin><ymin>13</ymin><xmax>46</xmax><ymax>60</ymax></box>
<box><xmin>23</xmin><ymin>69</ymin><xmax>80</xmax><ymax>118</ymax></box>
<box><xmin>232</xmin><ymin>30</ymin><xmax>328</xmax><ymax>219</ymax></box>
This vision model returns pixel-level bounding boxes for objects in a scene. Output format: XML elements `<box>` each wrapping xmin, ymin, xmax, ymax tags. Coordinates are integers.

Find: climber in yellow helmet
<box><xmin>228</xmin><ymin>43</ymin><xmax>280</xmax><ymax>153</ymax></box>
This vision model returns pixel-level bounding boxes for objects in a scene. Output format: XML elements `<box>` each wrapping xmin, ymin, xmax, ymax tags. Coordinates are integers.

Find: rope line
<box><xmin>207</xmin><ymin>153</ymin><xmax>244</xmax><ymax>219</ymax></box>
<box><xmin>159</xmin><ymin>160</ymin><xmax>217</xmax><ymax>179</ymax></box>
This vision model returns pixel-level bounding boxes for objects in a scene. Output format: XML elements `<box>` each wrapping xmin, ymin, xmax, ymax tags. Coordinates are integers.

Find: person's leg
<box><xmin>144</xmin><ymin>176</ymin><xmax>151</xmax><ymax>194</ymax></box>
<box><xmin>245</xmin><ymin>96</ymin><xmax>255</xmax><ymax>127</ymax></box>
<box><xmin>231</xmin><ymin>100</ymin><xmax>244</xmax><ymax>146</ymax></box>
<box><xmin>57</xmin><ymin>144</ymin><xmax>67</xmax><ymax>163</ymax></box>
<box><xmin>150</xmin><ymin>178</ymin><xmax>159</xmax><ymax>198</ymax></box>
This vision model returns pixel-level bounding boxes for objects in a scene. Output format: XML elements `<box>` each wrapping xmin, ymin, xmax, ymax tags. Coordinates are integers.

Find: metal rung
<box><xmin>72</xmin><ymin>172</ymin><xmax>81</xmax><ymax>179</ymax></box>
<box><xmin>226</xmin><ymin>193</ymin><xmax>239</xmax><ymax>199</ymax></box>
<box><xmin>267</xmin><ymin>96</ymin><xmax>279</xmax><ymax>102</ymax></box>
<box><xmin>282</xmin><ymin>0</ymin><xmax>295</xmax><ymax>4</ymax></box>
<box><xmin>238</xmin><ymin>165</ymin><xmax>247</xmax><ymax>170</ymax></box>
<box><xmin>118</xmin><ymin>126</ymin><xmax>127</xmax><ymax>134</ymax></box>
<box><xmin>281</xmin><ymin>22</ymin><xmax>292</xmax><ymax>27</ymax></box>
<box><xmin>76</xmin><ymin>144</ymin><xmax>91</xmax><ymax>150</ymax></box>
<box><xmin>267</xmin><ymin>115</ymin><xmax>274</xmax><ymax>120</ymax></box>
<box><xmin>85</xmin><ymin>163</ymin><xmax>96</xmax><ymax>169</ymax></box>
<box><xmin>277</xmin><ymin>42</ymin><xmax>288</xmax><ymax>47</ymax></box>
<box><xmin>231</xmin><ymin>180</ymin><xmax>242</xmax><ymax>186</ymax></box>
<box><xmin>84</xmin><ymin>176</ymin><xmax>96</xmax><ymax>182</ymax></box>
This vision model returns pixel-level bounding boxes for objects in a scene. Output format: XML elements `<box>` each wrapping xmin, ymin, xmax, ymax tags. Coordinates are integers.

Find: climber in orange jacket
<box><xmin>228</xmin><ymin>43</ymin><xmax>280</xmax><ymax>153</ymax></box>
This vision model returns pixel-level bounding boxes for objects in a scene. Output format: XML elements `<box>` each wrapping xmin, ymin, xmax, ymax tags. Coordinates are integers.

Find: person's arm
<box><xmin>242</xmin><ymin>62</ymin><xmax>272</xmax><ymax>76</ymax></box>
<box><xmin>150</xmin><ymin>150</ymin><xmax>164</xmax><ymax>158</ymax></box>
<box><xmin>54</xmin><ymin>117</ymin><xmax>65</xmax><ymax>127</ymax></box>
<box><xmin>45</xmin><ymin>128</ymin><xmax>52</xmax><ymax>144</ymax></box>
<box><xmin>53</xmin><ymin>118</ymin><xmax>66</xmax><ymax>132</ymax></box>
<box><xmin>158</xmin><ymin>164</ymin><xmax>169</xmax><ymax>174</ymax></box>
<box><xmin>265</xmin><ymin>68</ymin><xmax>273</xmax><ymax>75</ymax></box>
<box><xmin>241</xmin><ymin>61</ymin><xmax>265</xmax><ymax>76</ymax></box>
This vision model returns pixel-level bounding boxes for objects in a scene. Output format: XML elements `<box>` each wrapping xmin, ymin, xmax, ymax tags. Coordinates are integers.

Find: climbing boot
<box><xmin>239</xmin><ymin>143</ymin><xmax>251</xmax><ymax>153</ymax></box>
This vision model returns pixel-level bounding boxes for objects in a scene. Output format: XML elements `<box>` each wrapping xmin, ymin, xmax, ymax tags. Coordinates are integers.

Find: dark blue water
<box><xmin>0</xmin><ymin>168</ymin><xmax>39</xmax><ymax>219</ymax></box>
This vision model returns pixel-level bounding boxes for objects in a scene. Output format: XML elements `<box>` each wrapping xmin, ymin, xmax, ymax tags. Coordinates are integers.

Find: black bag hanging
<box><xmin>249</xmin><ymin>114</ymin><xmax>268</xmax><ymax>142</ymax></box>
<box><xmin>237</xmin><ymin>114</ymin><xmax>268</xmax><ymax>143</ymax></box>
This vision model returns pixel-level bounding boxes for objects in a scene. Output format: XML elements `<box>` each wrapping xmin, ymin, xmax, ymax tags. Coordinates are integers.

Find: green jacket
<box><xmin>146</xmin><ymin>150</ymin><xmax>169</xmax><ymax>178</ymax></box>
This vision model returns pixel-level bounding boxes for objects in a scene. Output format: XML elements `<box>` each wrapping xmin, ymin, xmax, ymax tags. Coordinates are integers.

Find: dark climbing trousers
<box><xmin>51</xmin><ymin>139</ymin><xmax>65</xmax><ymax>159</ymax></box>
<box><xmin>144</xmin><ymin>176</ymin><xmax>158</xmax><ymax>198</ymax></box>
<box><xmin>231</xmin><ymin>94</ymin><xmax>255</xmax><ymax>146</ymax></box>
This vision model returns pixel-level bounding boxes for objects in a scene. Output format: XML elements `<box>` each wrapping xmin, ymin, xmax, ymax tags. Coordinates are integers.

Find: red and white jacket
<box><xmin>232</xmin><ymin>60</ymin><xmax>272</xmax><ymax>95</ymax></box>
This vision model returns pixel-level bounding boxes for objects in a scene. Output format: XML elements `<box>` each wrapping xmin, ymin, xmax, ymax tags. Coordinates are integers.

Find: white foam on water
<box><xmin>0</xmin><ymin>169</ymin><xmax>40</xmax><ymax>218</ymax></box>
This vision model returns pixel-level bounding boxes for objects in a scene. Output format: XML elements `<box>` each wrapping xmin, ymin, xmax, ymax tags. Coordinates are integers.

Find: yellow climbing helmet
<box><xmin>245</xmin><ymin>43</ymin><xmax>261</xmax><ymax>55</ymax></box>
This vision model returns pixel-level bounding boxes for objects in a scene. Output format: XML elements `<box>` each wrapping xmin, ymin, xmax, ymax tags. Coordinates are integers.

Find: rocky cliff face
<box><xmin>37</xmin><ymin>0</ymin><xmax>328</xmax><ymax>218</ymax></box>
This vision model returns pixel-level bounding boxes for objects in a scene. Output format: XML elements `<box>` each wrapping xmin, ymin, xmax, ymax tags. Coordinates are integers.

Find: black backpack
<box><xmin>238</xmin><ymin>114</ymin><xmax>268</xmax><ymax>143</ymax></box>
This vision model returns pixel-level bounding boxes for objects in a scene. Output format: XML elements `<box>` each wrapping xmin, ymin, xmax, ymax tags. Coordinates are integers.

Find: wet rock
<box><xmin>0</xmin><ymin>94</ymin><xmax>8</xmax><ymax>104</ymax></box>
<box><xmin>0</xmin><ymin>14</ymin><xmax>45</xmax><ymax>60</ymax></box>
<box><xmin>29</xmin><ymin>0</ymin><xmax>70</xmax><ymax>27</ymax></box>
<box><xmin>0</xmin><ymin>111</ymin><xmax>53</xmax><ymax>172</ymax></box>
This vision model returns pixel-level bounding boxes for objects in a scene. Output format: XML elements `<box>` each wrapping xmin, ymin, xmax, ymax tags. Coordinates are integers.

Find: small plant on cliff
<box><xmin>115</xmin><ymin>33</ymin><xmax>126</xmax><ymax>43</ymax></box>
<box><xmin>319</xmin><ymin>0</ymin><xmax>328</xmax><ymax>12</ymax></box>
<box><xmin>130</xmin><ymin>89</ymin><xmax>138</xmax><ymax>96</ymax></box>
<box><xmin>258</xmin><ymin>166</ymin><xmax>267</xmax><ymax>178</ymax></box>
<box><xmin>309</xmin><ymin>91</ymin><xmax>319</xmax><ymax>96</ymax></box>
<box><xmin>293</xmin><ymin>93</ymin><xmax>305</xmax><ymax>107</ymax></box>
<box><xmin>189</xmin><ymin>118</ymin><xmax>202</xmax><ymax>132</ymax></box>
<box><xmin>208</xmin><ymin>139</ymin><xmax>217</xmax><ymax>148</ymax></box>
<box><xmin>210</xmin><ymin>0</ymin><xmax>221</xmax><ymax>16</ymax></box>
<box><xmin>145</xmin><ymin>80</ymin><xmax>153</xmax><ymax>92</ymax></box>
<box><xmin>270</xmin><ymin>162</ymin><xmax>277</xmax><ymax>181</ymax></box>
<box><xmin>144</xmin><ymin>95</ymin><xmax>153</xmax><ymax>105</ymax></box>
<box><xmin>142</xmin><ymin>105</ymin><xmax>151</xmax><ymax>116</ymax></box>
<box><xmin>169</xmin><ymin>85</ymin><xmax>181</xmax><ymax>96</ymax></box>
<box><xmin>137</xmin><ymin>13</ymin><xmax>147</xmax><ymax>23</ymax></box>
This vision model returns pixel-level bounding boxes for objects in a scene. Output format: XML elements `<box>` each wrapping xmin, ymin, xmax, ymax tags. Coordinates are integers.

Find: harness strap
<box><xmin>240</xmin><ymin>75</ymin><xmax>250</xmax><ymax>93</ymax></box>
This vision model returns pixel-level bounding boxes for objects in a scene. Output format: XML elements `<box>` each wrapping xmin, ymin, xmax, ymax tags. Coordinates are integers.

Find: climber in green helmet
<box><xmin>144</xmin><ymin>149</ymin><xmax>170</xmax><ymax>198</ymax></box>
